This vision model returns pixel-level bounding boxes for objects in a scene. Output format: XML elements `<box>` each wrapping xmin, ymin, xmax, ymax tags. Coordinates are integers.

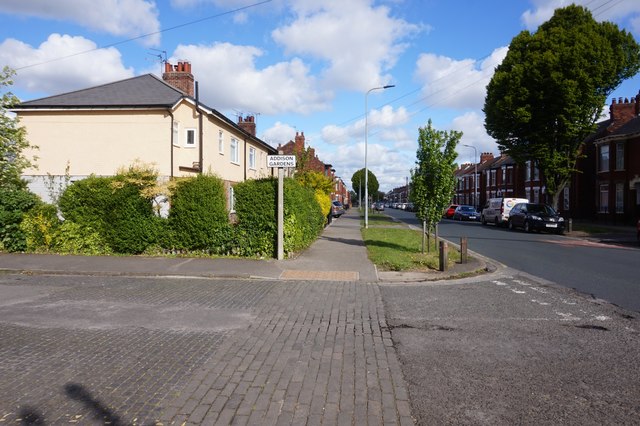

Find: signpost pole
<box><xmin>277</xmin><ymin>165</ymin><xmax>284</xmax><ymax>260</ymax></box>
<box><xmin>267</xmin><ymin>154</ymin><xmax>296</xmax><ymax>261</ymax></box>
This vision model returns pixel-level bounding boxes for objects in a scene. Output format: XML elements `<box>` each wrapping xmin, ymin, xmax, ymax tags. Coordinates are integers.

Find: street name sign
<box><xmin>267</xmin><ymin>155</ymin><xmax>296</xmax><ymax>168</ymax></box>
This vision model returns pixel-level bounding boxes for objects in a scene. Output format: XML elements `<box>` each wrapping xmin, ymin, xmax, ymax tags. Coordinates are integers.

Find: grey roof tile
<box><xmin>18</xmin><ymin>74</ymin><xmax>183</xmax><ymax>108</ymax></box>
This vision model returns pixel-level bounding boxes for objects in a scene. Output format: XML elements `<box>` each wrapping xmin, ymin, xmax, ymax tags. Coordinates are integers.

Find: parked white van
<box><xmin>481</xmin><ymin>197</ymin><xmax>529</xmax><ymax>226</ymax></box>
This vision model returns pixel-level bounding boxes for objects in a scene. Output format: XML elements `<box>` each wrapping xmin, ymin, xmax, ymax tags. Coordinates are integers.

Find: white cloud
<box><xmin>522</xmin><ymin>0</ymin><xmax>640</xmax><ymax>32</ymax></box>
<box><xmin>414</xmin><ymin>46</ymin><xmax>508</xmax><ymax>110</ymax></box>
<box><xmin>449</xmin><ymin>111</ymin><xmax>498</xmax><ymax>162</ymax></box>
<box><xmin>0</xmin><ymin>34</ymin><xmax>134</xmax><ymax>96</ymax></box>
<box><xmin>320</xmin><ymin>105</ymin><xmax>410</xmax><ymax>145</ymax></box>
<box><xmin>172</xmin><ymin>42</ymin><xmax>333</xmax><ymax>115</ymax></box>
<box><xmin>271</xmin><ymin>0</ymin><xmax>422</xmax><ymax>91</ymax></box>
<box><xmin>0</xmin><ymin>0</ymin><xmax>160</xmax><ymax>46</ymax></box>
<box><xmin>260</xmin><ymin>121</ymin><xmax>297</xmax><ymax>147</ymax></box>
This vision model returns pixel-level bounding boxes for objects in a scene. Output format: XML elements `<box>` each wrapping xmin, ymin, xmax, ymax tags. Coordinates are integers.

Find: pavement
<box><xmin>0</xmin><ymin>208</ymin><xmax>487</xmax><ymax>282</ymax></box>
<box><xmin>1</xmin><ymin>209</ymin><xmax>637</xmax><ymax>425</ymax></box>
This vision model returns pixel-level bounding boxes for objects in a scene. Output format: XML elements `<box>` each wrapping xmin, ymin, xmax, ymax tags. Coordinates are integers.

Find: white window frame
<box><xmin>218</xmin><ymin>130</ymin><xmax>224</xmax><ymax>154</ymax></box>
<box><xmin>615</xmin><ymin>142</ymin><xmax>624</xmax><ymax>171</ymax></box>
<box><xmin>525</xmin><ymin>161</ymin><xmax>531</xmax><ymax>182</ymax></box>
<box><xmin>185</xmin><ymin>128</ymin><xmax>197</xmax><ymax>148</ymax></box>
<box><xmin>249</xmin><ymin>146</ymin><xmax>256</xmax><ymax>169</ymax></box>
<box><xmin>599</xmin><ymin>145</ymin><xmax>609</xmax><ymax>172</ymax></box>
<box><xmin>172</xmin><ymin>121</ymin><xmax>179</xmax><ymax>147</ymax></box>
<box><xmin>230</xmin><ymin>138</ymin><xmax>239</xmax><ymax>164</ymax></box>
<box><xmin>563</xmin><ymin>186</ymin><xmax>570</xmax><ymax>211</ymax></box>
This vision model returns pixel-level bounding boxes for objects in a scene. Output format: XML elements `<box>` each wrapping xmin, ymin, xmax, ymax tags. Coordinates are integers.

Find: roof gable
<box><xmin>17</xmin><ymin>74</ymin><xmax>184</xmax><ymax>109</ymax></box>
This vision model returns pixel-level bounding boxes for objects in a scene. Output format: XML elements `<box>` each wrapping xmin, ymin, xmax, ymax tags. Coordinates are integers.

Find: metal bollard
<box><xmin>439</xmin><ymin>241</ymin><xmax>448</xmax><ymax>272</ymax></box>
<box><xmin>460</xmin><ymin>237</ymin><xmax>468</xmax><ymax>264</ymax></box>
<box><xmin>568</xmin><ymin>218</ymin><xmax>572</xmax><ymax>233</ymax></box>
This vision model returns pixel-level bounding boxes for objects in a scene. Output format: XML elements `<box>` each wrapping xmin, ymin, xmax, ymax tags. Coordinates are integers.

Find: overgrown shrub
<box><xmin>58</xmin><ymin>173</ymin><xmax>160</xmax><ymax>254</ymax></box>
<box><xmin>20</xmin><ymin>203</ymin><xmax>60</xmax><ymax>252</ymax></box>
<box><xmin>283</xmin><ymin>179</ymin><xmax>324</xmax><ymax>253</ymax></box>
<box><xmin>53</xmin><ymin>221</ymin><xmax>112</xmax><ymax>255</ymax></box>
<box><xmin>0</xmin><ymin>187</ymin><xmax>41</xmax><ymax>252</ymax></box>
<box><xmin>167</xmin><ymin>174</ymin><xmax>232</xmax><ymax>253</ymax></box>
<box><xmin>233</xmin><ymin>177</ymin><xmax>323</xmax><ymax>257</ymax></box>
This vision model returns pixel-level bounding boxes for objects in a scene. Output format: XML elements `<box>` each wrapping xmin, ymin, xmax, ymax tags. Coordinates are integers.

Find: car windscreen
<box><xmin>528</xmin><ymin>204</ymin><xmax>556</xmax><ymax>215</ymax></box>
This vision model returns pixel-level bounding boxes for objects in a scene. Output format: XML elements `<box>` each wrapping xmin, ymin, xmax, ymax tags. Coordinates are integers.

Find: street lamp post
<box><xmin>462</xmin><ymin>144</ymin><xmax>478</xmax><ymax>209</ymax></box>
<box><xmin>365</xmin><ymin>84</ymin><xmax>394</xmax><ymax>228</ymax></box>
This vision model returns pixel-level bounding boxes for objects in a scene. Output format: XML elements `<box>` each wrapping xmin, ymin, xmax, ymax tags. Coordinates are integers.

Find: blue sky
<box><xmin>2</xmin><ymin>0</ymin><xmax>640</xmax><ymax>192</ymax></box>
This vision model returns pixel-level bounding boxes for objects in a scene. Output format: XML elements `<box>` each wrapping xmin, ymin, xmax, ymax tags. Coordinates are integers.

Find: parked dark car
<box><xmin>331</xmin><ymin>201</ymin><xmax>345</xmax><ymax>218</ymax></box>
<box><xmin>453</xmin><ymin>205</ymin><xmax>478</xmax><ymax>221</ymax></box>
<box><xmin>444</xmin><ymin>204</ymin><xmax>459</xmax><ymax>219</ymax></box>
<box><xmin>507</xmin><ymin>203</ymin><xmax>565</xmax><ymax>233</ymax></box>
<box><xmin>373</xmin><ymin>202</ymin><xmax>385</xmax><ymax>211</ymax></box>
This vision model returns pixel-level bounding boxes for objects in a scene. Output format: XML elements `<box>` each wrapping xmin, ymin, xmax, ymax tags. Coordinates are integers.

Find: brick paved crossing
<box><xmin>0</xmin><ymin>274</ymin><xmax>413</xmax><ymax>425</ymax></box>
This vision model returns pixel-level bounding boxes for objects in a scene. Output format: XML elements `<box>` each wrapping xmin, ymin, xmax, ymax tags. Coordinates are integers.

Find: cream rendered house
<box><xmin>13</xmin><ymin>61</ymin><xmax>276</xmax><ymax>208</ymax></box>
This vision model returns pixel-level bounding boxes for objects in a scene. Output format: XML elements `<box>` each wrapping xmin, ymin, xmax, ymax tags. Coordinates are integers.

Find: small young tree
<box><xmin>1</xmin><ymin>66</ymin><xmax>36</xmax><ymax>190</ymax></box>
<box><xmin>411</xmin><ymin>120</ymin><xmax>461</xmax><ymax>252</ymax></box>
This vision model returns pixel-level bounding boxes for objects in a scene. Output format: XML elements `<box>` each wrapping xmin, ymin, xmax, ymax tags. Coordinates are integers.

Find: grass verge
<box><xmin>362</xmin><ymin>223</ymin><xmax>460</xmax><ymax>271</ymax></box>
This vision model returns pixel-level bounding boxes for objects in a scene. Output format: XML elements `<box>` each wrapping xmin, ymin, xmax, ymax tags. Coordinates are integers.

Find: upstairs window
<box><xmin>249</xmin><ymin>146</ymin><xmax>256</xmax><ymax>169</ymax></box>
<box><xmin>218</xmin><ymin>130</ymin><xmax>224</xmax><ymax>154</ymax></box>
<box><xmin>172</xmin><ymin>121</ymin><xmax>179</xmax><ymax>146</ymax></box>
<box><xmin>599</xmin><ymin>145</ymin><xmax>609</xmax><ymax>172</ymax></box>
<box><xmin>533</xmin><ymin>163</ymin><xmax>540</xmax><ymax>181</ymax></box>
<box><xmin>525</xmin><ymin>161</ymin><xmax>531</xmax><ymax>181</ymax></box>
<box><xmin>230</xmin><ymin>138</ymin><xmax>239</xmax><ymax>163</ymax></box>
<box><xmin>615</xmin><ymin>142</ymin><xmax>624</xmax><ymax>170</ymax></box>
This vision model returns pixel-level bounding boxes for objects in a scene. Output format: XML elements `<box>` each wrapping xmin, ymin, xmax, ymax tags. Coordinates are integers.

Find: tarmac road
<box><xmin>381</xmin><ymin>268</ymin><xmax>640</xmax><ymax>425</ymax></box>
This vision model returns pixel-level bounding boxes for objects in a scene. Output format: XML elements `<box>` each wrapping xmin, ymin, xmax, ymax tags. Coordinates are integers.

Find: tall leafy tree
<box><xmin>351</xmin><ymin>168</ymin><xmax>379</xmax><ymax>205</ymax></box>
<box><xmin>484</xmin><ymin>5</ymin><xmax>640</xmax><ymax>209</ymax></box>
<box><xmin>1</xmin><ymin>66</ymin><xmax>36</xmax><ymax>189</ymax></box>
<box><xmin>411</xmin><ymin>120</ymin><xmax>460</xmax><ymax>251</ymax></box>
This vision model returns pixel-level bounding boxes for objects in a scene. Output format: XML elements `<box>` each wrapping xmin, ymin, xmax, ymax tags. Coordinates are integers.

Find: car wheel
<box><xmin>524</xmin><ymin>221</ymin><xmax>531</xmax><ymax>233</ymax></box>
<box><xmin>508</xmin><ymin>219</ymin><xmax>514</xmax><ymax>230</ymax></box>
<box><xmin>481</xmin><ymin>215</ymin><xmax>487</xmax><ymax>225</ymax></box>
<box><xmin>494</xmin><ymin>217</ymin><xmax>499</xmax><ymax>227</ymax></box>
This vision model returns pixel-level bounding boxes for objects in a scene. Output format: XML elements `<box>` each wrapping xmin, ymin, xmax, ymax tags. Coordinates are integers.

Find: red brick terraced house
<box><xmin>451</xmin><ymin>92</ymin><xmax>640</xmax><ymax>225</ymax></box>
<box><xmin>277</xmin><ymin>132</ymin><xmax>350</xmax><ymax>207</ymax></box>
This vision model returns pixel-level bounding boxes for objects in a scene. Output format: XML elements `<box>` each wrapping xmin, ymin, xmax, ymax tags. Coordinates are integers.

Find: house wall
<box><xmin>18</xmin><ymin>100</ymin><xmax>274</xmax><ymax>203</ymax></box>
<box><xmin>20</xmin><ymin>109</ymin><xmax>172</xmax><ymax>177</ymax></box>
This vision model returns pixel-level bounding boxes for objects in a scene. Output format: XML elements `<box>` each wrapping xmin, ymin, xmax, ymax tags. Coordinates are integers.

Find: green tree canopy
<box><xmin>1</xmin><ymin>66</ymin><xmax>36</xmax><ymax>190</ymax></box>
<box><xmin>410</xmin><ymin>120</ymin><xmax>460</xmax><ymax>232</ymax></box>
<box><xmin>484</xmin><ymin>5</ymin><xmax>640</xmax><ymax>208</ymax></box>
<box><xmin>351</xmin><ymin>168</ymin><xmax>379</xmax><ymax>204</ymax></box>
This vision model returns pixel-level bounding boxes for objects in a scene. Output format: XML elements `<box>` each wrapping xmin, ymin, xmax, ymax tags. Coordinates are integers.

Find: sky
<box><xmin>2</xmin><ymin>0</ymin><xmax>640</xmax><ymax>193</ymax></box>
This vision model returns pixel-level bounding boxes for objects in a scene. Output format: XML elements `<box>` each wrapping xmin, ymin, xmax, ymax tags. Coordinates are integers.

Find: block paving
<box><xmin>0</xmin><ymin>274</ymin><xmax>413</xmax><ymax>425</ymax></box>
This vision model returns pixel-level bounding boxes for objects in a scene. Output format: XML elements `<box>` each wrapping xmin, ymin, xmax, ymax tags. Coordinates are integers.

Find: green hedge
<box><xmin>58</xmin><ymin>175</ymin><xmax>159</xmax><ymax>254</ymax></box>
<box><xmin>233</xmin><ymin>177</ymin><xmax>323</xmax><ymax>257</ymax></box>
<box><xmin>0</xmin><ymin>187</ymin><xmax>41</xmax><ymax>252</ymax></box>
<box><xmin>168</xmin><ymin>174</ymin><xmax>233</xmax><ymax>253</ymax></box>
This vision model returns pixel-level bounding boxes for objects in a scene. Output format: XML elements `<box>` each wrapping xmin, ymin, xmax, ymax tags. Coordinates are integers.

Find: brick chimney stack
<box><xmin>238</xmin><ymin>115</ymin><xmax>256</xmax><ymax>136</ymax></box>
<box><xmin>480</xmin><ymin>152</ymin><xmax>494</xmax><ymax>163</ymax></box>
<box><xmin>162</xmin><ymin>61</ymin><xmax>194</xmax><ymax>97</ymax></box>
<box><xmin>294</xmin><ymin>132</ymin><xmax>305</xmax><ymax>151</ymax></box>
<box><xmin>608</xmin><ymin>91</ymin><xmax>640</xmax><ymax>132</ymax></box>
